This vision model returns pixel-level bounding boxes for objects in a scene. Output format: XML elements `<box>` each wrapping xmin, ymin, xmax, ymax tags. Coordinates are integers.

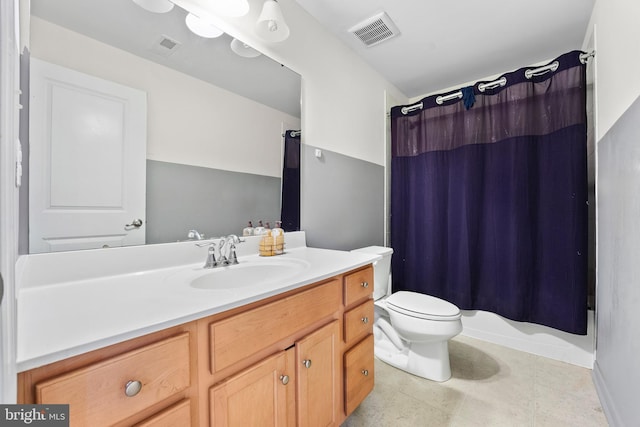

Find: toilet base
<box><xmin>374</xmin><ymin>325</ymin><xmax>453</xmax><ymax>382</ymax></box>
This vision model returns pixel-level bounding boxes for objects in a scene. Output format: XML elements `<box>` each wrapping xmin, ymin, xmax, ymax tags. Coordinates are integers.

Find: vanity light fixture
<box><xmin>255</xmin><ymin>0</ymin><xmax>290</xmax><ymax>42</ymax></box>
<box><xmin>230</xmin><ymin>38</ymin><xmax>262</xmax><ymax>58</ymax></box>
<box><xmin>210</xmin><ymin>0</ymin><xmax>250</xmax><ymax>17</ymax></box>
<box><xmin>131</xmin><ymin>0</ymin><xmax>174</xmax><ymax>14</ymax></box>
<box><xmin>185</xmin><ymin>13</ymin><xmax>224</xmax><ymax>38</ymax></box>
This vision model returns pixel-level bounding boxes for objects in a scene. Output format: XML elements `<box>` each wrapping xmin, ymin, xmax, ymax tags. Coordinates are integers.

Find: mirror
<box><xmin>27</xmin><ymin>0</ymin><xmax>301</xmax><ymax>253</ymax></box>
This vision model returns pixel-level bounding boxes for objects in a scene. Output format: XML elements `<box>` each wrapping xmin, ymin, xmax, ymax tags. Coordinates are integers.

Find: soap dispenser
<box><xmin>254</xmin><ymin>220</ymin><xmax>265</xmax><ymax>236</ymax></box>
<box><xmin>259</xmin><ymin>231</ymin><xmax>274</xmax><ymax>256</ymax></box>
<box><xmin>272</xmin><ymin>221</ymin><xmax>284</xmax><ymax>255</ymax></box>
<box><xmin>242</xmin><ymin>221</ymin><xmax>254</xmax><ymax>236</ymax></box>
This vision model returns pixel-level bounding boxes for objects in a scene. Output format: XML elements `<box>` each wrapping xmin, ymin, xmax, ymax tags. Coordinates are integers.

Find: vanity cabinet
<box><xmin>210</xmin><ymin>320</ymin><xmax>339</xmax><ymax>427</ymax></box>
<box><xmin>17</xmin><ymin>324</ymin><xmax>198</xmax><ymax>427</ymax></box>
<box><xmin>18</xmin><ymin>264</ymin><xmax>375</xmax><ymax>426</ymax></box>
<box><xmin>343</xmin><ymin>266</ymin><xmax>373</xmax><ymax>307</ymax></box>
<box><xmin>206</xmin><ymin>278</ymin><xmax>341</xmax><ymax>378</ymax></box>
<box><xmin>210</xmin><ymin>348</ymin><xmax>295</xmax><ymax>426</ymax></box>
<box><xmin>203</xmin><ymin>278</ymin><xmax>341</xmax><ymax>427</ymax></box>
<box><xmin>344</xmin><ymin>335</ymin><xmax>374</xmax><ymax>415</ymax></box>
<box><xmin>342</xmin><ymin>266</ymin><xmax>375</xmax><ymax>416</ymax></box>
<box><xmin>135</xmin><ymin>399</ymin><xmax>192</xmax><ymax>427</ymax></box>
<box><xmin>295</xmin><ymin>320</ymin><xmax>340</xmax><ymax>426</ymax></box>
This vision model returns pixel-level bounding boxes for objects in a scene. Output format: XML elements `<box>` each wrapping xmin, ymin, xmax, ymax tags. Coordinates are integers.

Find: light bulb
<box><xmin>132</xmin><ymin>0</ymin><xmax>174</xmax><ymax>13</ymax></box>
<box><xmin>255</xmin><ymin>0</ymin><xmax>290</xmax><ymax>42</ymax></box>
<box><xmin>185</xmin><ymin>13</ymin><xmax>224</xmax><ymax>38</ymax></box>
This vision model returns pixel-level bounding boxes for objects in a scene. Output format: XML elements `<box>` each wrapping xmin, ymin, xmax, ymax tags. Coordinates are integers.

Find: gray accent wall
<box><xmin>594</xmin><ymin>94</ymin><xmax>640</xmax><ymax>426</ymax></box>
<box><xmin>301</xmin><ymin>144</ymin><xmax>384</xmax><ymax>251</ymax></box>
<box><xmin>18</xmin><ymin>49</ymin><xmax>30</xmax><ymax>255</ymax></box>
<box><xmin>146</xmin><ymin>160</ymin><xmax>281</xmax><ymax>244</ymax></box>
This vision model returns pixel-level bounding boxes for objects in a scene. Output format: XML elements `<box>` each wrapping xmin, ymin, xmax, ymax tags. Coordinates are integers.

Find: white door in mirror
<box><xmin>29</xmin><ymin>58</ymin><xmax>147</xmax><ymax>253</ymax></box>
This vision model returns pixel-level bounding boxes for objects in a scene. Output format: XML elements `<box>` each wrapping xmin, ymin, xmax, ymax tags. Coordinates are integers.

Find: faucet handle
<box><xmin>204</xmin><ymin>243</ymin><xmax>217</xmax><ymax>268</ymax></box>
<box><xmin>226</xmin><ymin>234</ymin><xmax>243</xmax><ymax>244</ymax></box>
<box><xmin>228</xmin><ymin>243</ymin><xmax>239</xmax><ymax>265</ymax></box>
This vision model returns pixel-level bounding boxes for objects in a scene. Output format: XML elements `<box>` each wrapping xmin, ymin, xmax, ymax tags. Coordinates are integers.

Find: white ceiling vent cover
<box><xmin>149</xmin><ymin>34</ymin><xmax>182</xmax><ymax>57</ymax></box>
<box><xmin>348</xmin><ymin>12</ymin><xmax>400</xmax><ymax>48</ymax></box>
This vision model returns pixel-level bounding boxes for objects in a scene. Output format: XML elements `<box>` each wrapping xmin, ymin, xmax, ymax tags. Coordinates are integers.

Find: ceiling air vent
<box><xmin>149</xmin><ymin>34</ymin><xmax>182</xmax><ymax>57</ymax></box>
<box><xmin>348</xmin><ymin>12</ymin><xmax>400</xmax><ymax>48</ymax></box>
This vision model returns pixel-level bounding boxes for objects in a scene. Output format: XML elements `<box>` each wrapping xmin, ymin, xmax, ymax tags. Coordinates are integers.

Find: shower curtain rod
<box><xmin>400</xmin><ymin>51</ymin><xmax>596</xmax><ymax>115</ymax></box>
<box><xmin>282</xmin><ymin>130</ymin><xmax>301</xmax><ymax>137</ymax></box>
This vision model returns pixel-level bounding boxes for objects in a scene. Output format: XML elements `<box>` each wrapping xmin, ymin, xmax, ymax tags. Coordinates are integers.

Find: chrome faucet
<box><xmin>187</xmin><ymin>229</ymin><xmax>205</xmax><ymax>240</ymax></box>
<box><xmin>198</xmin><ymin>235</ymin><xmax>243</xmax><ymax>269</ymax></box>
<box><xmin>218</xmin><ymin>235</ymin><xmax>243</xmax><ymax>266</ymax></box>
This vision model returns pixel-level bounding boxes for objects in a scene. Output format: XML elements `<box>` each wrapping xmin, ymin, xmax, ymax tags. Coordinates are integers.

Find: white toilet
<box><xmin>352</xmin><ymin>246</ymin><xmax>462</xmax><ymax>382</ymax></box>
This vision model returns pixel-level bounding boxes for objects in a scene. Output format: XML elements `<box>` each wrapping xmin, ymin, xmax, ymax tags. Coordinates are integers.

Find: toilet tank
<box><xmin>351</xmin><ymin>246</ymin><xmax>394</xmax><ymax>301</ymax></box>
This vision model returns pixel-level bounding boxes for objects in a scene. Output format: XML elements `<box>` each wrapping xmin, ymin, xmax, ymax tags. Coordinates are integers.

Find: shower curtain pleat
<box><xmin>390</xmin><ymin>51</ymin><xmax>588</xmax><ymax>334</ymax></box>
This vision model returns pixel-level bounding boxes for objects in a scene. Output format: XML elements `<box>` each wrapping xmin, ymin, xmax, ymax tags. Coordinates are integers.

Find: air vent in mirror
<box><xmin>149</xmin><ymin>34</ymin><xmax>182</xmax><ymax>57</ymax></box>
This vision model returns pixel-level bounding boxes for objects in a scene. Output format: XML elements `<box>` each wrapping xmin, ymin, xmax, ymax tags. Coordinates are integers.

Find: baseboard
<box><xmin>592</xmin><ymin>361</ymin><xmax>621</xmax><ymax>427</ymax></box>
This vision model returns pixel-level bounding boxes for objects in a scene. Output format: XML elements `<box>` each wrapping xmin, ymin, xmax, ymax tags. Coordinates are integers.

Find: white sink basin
<box><xmin>184</xmin><ymin>257</ymin><xmax>311</xmax><ymax>290</ymax></box>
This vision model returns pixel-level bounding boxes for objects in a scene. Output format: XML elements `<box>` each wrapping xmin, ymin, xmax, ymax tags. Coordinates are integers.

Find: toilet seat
<box><xmin>386</xmin><ymin>291</ymin><xmax>461</xmax><ymax>321</ymax></box>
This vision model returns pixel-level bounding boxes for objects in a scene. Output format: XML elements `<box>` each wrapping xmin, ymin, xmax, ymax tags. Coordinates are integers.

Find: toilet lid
<box><xmin>386</xmin><ymin>291</ymin><xmax>461</xmax><ymax>321</ymax></box>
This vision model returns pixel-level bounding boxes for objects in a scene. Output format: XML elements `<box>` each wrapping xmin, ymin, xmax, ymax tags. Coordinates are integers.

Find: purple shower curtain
<box><xmin>280</xmin><ymin>130</ymin><xmax>300</xmax><ymax>232</ymax></box>
<box><xmin>390</xmin><ymin>51</ymin><xmax>588</xmax><ymax>334</ymax></box>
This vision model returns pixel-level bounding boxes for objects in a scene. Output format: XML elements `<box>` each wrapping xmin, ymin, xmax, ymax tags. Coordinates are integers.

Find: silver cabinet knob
<box><xmin>302</xmin><ymin>359</ymin><xmax>312</xmax><ymax>369</ymax></box>
<box><xmin>279</xmin><ymin>375</ymin><xmax>289</xmax><ymax>385</ymax></box>
<box><xmin>361</xmin><ymin>282</ymin><xmax>369</xmax><ymax>288</ymax></box>
<box><xmin>361</xmin><ymin>317</ymin><xmax>369</xmax><ymax>324</ymax></box>
<box><xmin>124</xmin><ymin>380</ymin><xmax>142</xmax><ymax>397</ymax></box>
<box><xmin>361</xmin><ymin>369</ymin><xmax>369</xmax><ymax>376</ymax></box>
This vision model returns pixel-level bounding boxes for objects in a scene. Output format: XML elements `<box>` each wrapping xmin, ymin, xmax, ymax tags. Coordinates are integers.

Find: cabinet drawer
<box><xmin>344</xmin><ymin>334</ymin><xmax>374</xmax><ymax>415</ymax></box>
<box><xmin>343</xmin><ymin>266</ymin><xmax>373</xmax><ymax>307</ymax></box>
<box><xmin>35</xmin><ymin>333</ymin><xmax>190</xmax><ymax>427</ymax></box>
<box><xmin>135</xmin><ymin>399</ymin><xmax>191</xmax><ymax>427</ymax></box>
<box><xmin>210</xmin><ymin>279</ymin><xmax>341</xmax><ymax>374</ymax></box>
<box><xmin>344</xmin><ymin>299</ymin><xmax>374</xmax><ymax>344</ymax></box>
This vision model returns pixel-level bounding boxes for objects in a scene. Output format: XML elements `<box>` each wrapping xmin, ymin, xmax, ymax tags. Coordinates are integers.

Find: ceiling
<box><xmin>30</xmin><ymin>0</ymin><xmax>301</xmax><ymax>117</ymax></box>
<box><xmin>30</xmin><ymin>0</ymin><xmax>596</xmax><ymax>111</ymax></box>
<box><xmin>294</xmin><ymin>0</ymin><xmax>596</xmax><ymax>99</ymax></box>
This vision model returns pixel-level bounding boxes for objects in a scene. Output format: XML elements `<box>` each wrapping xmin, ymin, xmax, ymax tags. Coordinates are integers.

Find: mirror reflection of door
<box><xmin>29</xmin><ymin>58</ymin><xmax>147</xmax><ymax>253</ymax></box>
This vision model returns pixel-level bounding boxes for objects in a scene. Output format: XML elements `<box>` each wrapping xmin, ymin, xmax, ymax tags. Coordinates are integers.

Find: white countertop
<box><xmin>16</xmin><ymin>232</ymin><xmax>381</xmax><ymax>372</ymax></box>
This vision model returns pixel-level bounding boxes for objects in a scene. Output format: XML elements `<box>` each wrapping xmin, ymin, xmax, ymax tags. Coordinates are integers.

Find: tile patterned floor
<box><xmin>342</xmin><ymin>335</ymin><xmax>608</xmax><ymax>427</ymax></box>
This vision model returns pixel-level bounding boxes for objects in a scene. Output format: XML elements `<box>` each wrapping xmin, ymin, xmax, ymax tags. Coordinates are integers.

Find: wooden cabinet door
<box><xmin>296</xmin><ymin>320</ymin><xmax>340</xmax><ymax>427</ymax></box>
<box><xmin>210</xmin><ymin>349</ymin><xmax>295</xmax><ymax>427</ymax></box>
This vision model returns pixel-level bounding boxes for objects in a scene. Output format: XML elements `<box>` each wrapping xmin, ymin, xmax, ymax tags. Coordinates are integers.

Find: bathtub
<box><xmin>460</xmin><ymin>309</ymin><xmax>595</xmax><ymax>368</ymax></box>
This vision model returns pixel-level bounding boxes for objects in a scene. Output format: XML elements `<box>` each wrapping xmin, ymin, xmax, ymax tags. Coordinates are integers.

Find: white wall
<box><xmin>586</xmin><ymin>0</ymin><xmax>640</xmax><ymax>425</ymax></box>
<box><xmin>173</xmin><ymin>0</ymin><xmax>408</xmax><ymax>167</ymax></box>
<box><xmin>586</xmin><ymin>0</ymin><xmax>640</xmax><ymax>140</ymax></box>
<box><xmin>170</xmin><ymin>0</ymin><xmax>406</xmax><ymax>251</ymax></box>
<box><xmin>30</xmin><ymin>17</ymin><xmax>299</xmax><ymax>178</ymax></box>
